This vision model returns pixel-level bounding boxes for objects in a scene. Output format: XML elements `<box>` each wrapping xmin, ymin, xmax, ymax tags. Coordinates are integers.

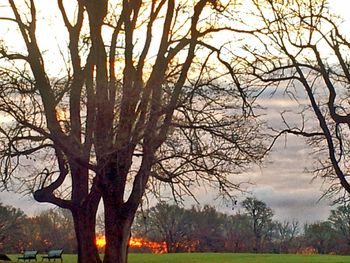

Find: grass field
<box><xmin>9</xmin><ymin>253</ymin><xmax>350</xmax><ymax>263</ymax></box>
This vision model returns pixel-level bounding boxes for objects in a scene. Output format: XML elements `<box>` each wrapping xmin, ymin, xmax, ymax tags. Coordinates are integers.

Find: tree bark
<box><xmin>103</xmin><ymin>196</ymin><xmax>134</xmax><ymax>263</ymax></box>
<box><xmin>73</xmin><ymin>208</ymin><xmax>102</xmax><ymax>263</ymax></box>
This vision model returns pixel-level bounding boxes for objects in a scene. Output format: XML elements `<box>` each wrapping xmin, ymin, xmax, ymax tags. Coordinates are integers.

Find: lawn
<box><xmin>10</xmin><ymin>253</ymin><xmax>350</xmax><ymax>263</ymax></box>
<box><xmin>127</xmin><ymin>253</ymin><xmax>350</xmax><ymax>263</ymax></box>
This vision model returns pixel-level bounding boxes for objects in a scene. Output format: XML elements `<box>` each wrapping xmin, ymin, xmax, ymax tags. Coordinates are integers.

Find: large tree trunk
<box><xmin>73</xmin><ymin>208</ymin><xmax>102</xmax><ymax>263</ymax></box>
<box><xmin>103</xmin><ymin>196</ymin><xmax>134</xmax><ymax>263</ymax></box>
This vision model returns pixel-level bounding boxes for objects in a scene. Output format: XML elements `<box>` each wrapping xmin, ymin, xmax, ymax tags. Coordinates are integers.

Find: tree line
<box><xmin>132</xmin><ymin>197</ymin><xmax>350</xmax><ymax>255</ymax></box>
<box><xmin>0</xmin><ymin>202</ymin><xmax>76</xmax><ymax>253</ymax></box>
<box><xmin>1</xmin><ymin>197</ymin><xmax>350</xmax><ymax>255</ymax></box>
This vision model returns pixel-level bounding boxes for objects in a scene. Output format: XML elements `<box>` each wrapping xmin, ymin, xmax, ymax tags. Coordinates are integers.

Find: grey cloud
<box><xmin>0</xmin><ymin>192</ymin><xmax>54</xmax><ymax>216</ymax></box>
<box><xmin>252</xmin><ymin>186</ymin><xmax>331</xmax><ymax>223</ymax></box>
<box><xmin>0</xmin><ymin>94</ymin><xmax>336</xmax><ymax>225</ymax></box>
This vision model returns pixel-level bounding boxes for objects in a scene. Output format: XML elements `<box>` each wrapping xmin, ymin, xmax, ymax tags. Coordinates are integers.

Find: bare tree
<box><xmin>241</xmin><ymin>0</ymin><xmax>350</xmax><ymax>201</ymax></box>
<box><xmin>0</xmin><ymin>1</ymin><xmax>266</xmax><ymax>262</ymax></box>
<box><xmin>275</xmin><ymin>220</ymin><xmax>300</xmax><ymax>253</ymax></box>
<box><xmin>133</xmin><ymin>202</ymin><xmax>191</xmax><ymax>253</ymax></box>
<box><xmin>241</xmin><ymin>197</ymin><xmax>274</xmax><ymax>252</ymax></box>
<box><xmin>224</xmin><ymin>213</ymin><xmax>254</xmax><ymax>252</ymax></box>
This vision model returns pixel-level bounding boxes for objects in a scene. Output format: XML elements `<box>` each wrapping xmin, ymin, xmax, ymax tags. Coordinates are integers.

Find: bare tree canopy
<box><xmin>241</xmin><ymin>0</ymin><xmax>350</xmax><ymax>201</ymax></box>
<box><xmin>0</xmin><ymin>1</ymin><xmax>265</xmax><ymax>262</ymax></box>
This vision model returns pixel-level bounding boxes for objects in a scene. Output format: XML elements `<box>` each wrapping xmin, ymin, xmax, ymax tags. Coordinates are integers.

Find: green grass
<box><xmin>8</xmin><ymin>253</ymin><xmax>350</xmax><ymax>263</ymax></box>
<box><xmin>128</xmin><ymin>253</ymin><xmax>350</xmax><ymax>263</ymax></box>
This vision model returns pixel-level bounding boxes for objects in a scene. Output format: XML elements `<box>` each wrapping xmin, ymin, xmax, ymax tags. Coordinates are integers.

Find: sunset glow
<box><xmin>96</xmin><ymin>236</ymin><xmax>106</xmax><ymax>249</ymax></box>
<box><xmin>95</xmin><ymin>236</ymin><xmax>167</xmax><ymax>253</ymax></box>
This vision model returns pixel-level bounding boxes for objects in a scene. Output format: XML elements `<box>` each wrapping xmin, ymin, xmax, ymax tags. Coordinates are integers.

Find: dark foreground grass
<box><xmin>8</xmin><ymin>253</ymin><xmax>350</xmax><ymax>263</ymax></box>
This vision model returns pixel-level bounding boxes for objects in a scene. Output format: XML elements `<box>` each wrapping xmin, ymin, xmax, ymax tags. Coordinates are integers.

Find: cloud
<box><xmin>7</xmin><ymin>123</ymin><xmax>330</xmax><ymax>224</ymax></box>
<box><xmin>0</xmin><ymin>192</ymin><xmax>54</xmax><ymax>216</ymax></box>
<box><xmin>250</xmin><ymin>185</ymin><xmax>331</xmax><ymax>223</ymax></box>
<box><xmin>0</xmin><ymin>94</ymin><xmax>335</xmax><ymax>225</ymax></box>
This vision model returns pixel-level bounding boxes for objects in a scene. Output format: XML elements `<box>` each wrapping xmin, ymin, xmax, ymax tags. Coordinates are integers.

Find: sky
<box><xmin>179</xmin><ymin>91</ymin><xmax>333</xmax><ymax>224</ymax></box>
<box><xmin>0</xmin><ymin>93</ymin><xmax>332</xmax><ymax>224</ymax></box>
<box><xmin>0</xmin><ymin>0</ymin><xmax>350</xmax><ymax>225</ymax></box>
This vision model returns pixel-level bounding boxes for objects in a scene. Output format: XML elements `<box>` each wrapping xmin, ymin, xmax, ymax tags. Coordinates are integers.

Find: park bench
<box><xmin>41</xmin><ymin>250</ymin><xmax>63</xmax><ymax>262</ymax></box>
<box><xmin>17</xmin><ymin>251</ymin><xmax>37</xmax><ymax>262</ymax></box>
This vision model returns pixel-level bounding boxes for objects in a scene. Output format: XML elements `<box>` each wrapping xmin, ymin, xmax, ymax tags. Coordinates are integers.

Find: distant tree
<box><xmin>328</xmin><ymin>204</ymin><xmax>350</xmax><ymax>252</ymax></box>
<box><xmin>133</xmin><ymin>203</ymin><xmax>190</xmax><ymax>253</ymax></box>
<box><xmin>304</xmin><ymin>221</ymin><xmax>337</xmax><ymax>254</ymax></box>
<box><xmin>21</xmin><ymin>209</ymin><xmax>76</xmax><ymax>253</ymax></box>
<box><xmin>96</xmin><ymin>213</ymin><xmax>105</xmax><ymax>237</ymax></box>
<box><xmin>0</xmin><ymin>1</ymin><xmax>265</xmax><ymax>262</ymax></box>
<box><xmin>134</xmin><ymin>203</ymin><xmax>231</xmax><ymax>252</ymax></box>
<box><xmin>223</xmin><ymin>213</ymin><xmax>254</xmax><ymax>252</ymax></box>
<box><xmin>241</xmin><ymin>197</ymin><xmax>274</xmax><ymax>252</ymax></box>
<box><xmin>274</xmin><ymin>220</ymin><xmax>300</xmax><ymax>253</ymax></box>
<box><xmin>188</xmin><ymin>205</ymin><xmax>227</xmax><ymax>252</ymax></box>
<box><xmin>0</xmin><ymin>202</ymin><xmax>26</xmax><ymax>252</ymax></box>
<box><xmin>39</xmin><ymin>209</ymin><xmax>76</xmax><ymax>252</ymax></box>
<box><xmin>24</xmin><ymin>214</ymin><xmax>56</xmax><ymax>251</ymax></box>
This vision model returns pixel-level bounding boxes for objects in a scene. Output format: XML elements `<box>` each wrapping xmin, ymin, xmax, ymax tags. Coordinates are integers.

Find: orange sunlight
<box><xmin>96</xmin><ymin>236</ymin><xmax>106</xmax><ymax>249</ymax></box>
<box><xmin>95</xmin><ymin>236</ymin><xmax>167</xmax><ymax>253</ymax></box>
